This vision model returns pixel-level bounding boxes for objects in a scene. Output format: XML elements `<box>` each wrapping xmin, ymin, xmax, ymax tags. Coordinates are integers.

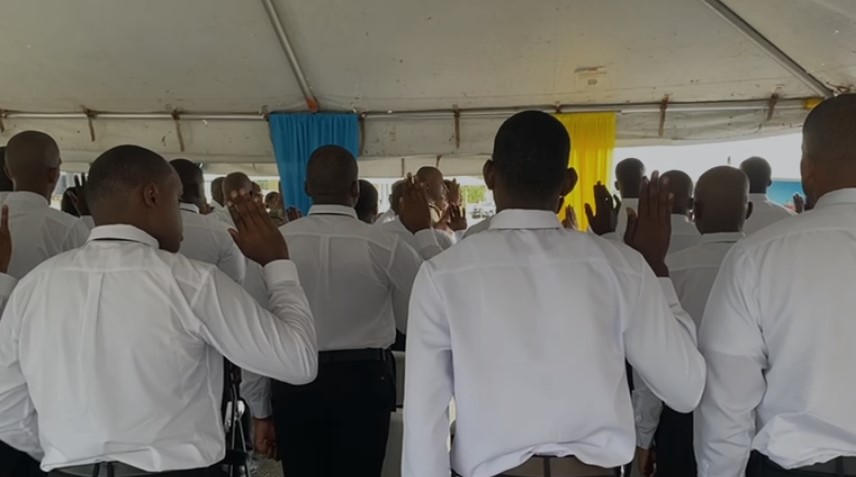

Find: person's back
<box><xmin>403</xmin><ymin>111</ymin><xmax>704</xmax><ymax>477</ymax></box>
<box><xmin>740</xmin><ymin>156</ymin><xmax>795</xmax><ymax>234</ymax></box>
<box><xmin>3</xmin><ymin>131</ymin><xmax>89</xmax><ymax>279</ymax></box>
<box><xmin>697</xmin><ymin>95</ymin><xmax>856</xmax><ymax>476</ymax></box>
<box><xmin>0</xmin><ymin>145</ymin><xmax>317</xmax><ymax>474</ymax></box>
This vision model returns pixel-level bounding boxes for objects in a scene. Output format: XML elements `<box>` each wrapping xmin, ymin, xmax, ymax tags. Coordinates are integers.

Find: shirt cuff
<box><xmin>0</xmin><ymin>273</ymin><xmax>17</xmax><ymax>300</ymax></box>
<box><xmin>658</xmin><ymin>278</ymin><xmax>680</xmax><ymax>305</ymax></box>
<box><xmin>263</xmin><ymin>260</ymin><xmax>300</xmax><ymax>287</ymax></box>
<box><xmin>414</xmin><ymin>229</ymin><xmax>441</xmax><ymax>250</ymax></box>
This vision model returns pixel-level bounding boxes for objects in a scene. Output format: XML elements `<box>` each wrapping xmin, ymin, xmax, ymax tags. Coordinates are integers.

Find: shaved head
<box><xmin>740</xmin><ymin>157</ymin><xmax>773</xmax><ymax>194</ymax></box>
<box><xmin>390</xmin><ymin>179</ymin><xmax>405</xmax><ymax>215</ymax></box>
<box><xmin>615</xmin><ymin>158</ymin><xmax>646</xmax><ymax>199</ymax></box>
<box><xmin>417</xmin><ymin>166</ymin><xmax>446</xmax><ymax>203</ymax></box>
<box><xmin>170</xmin><ymin>159</ymin><xmax>205</xmax><ymax>208</ymax></box>
<box><xmin>693</xmin><ymin>166</ymin><xmax>750</xmax><ymax>234</ymax></box>
<box><xmin>802</xmin><ymin>94</ymin><xmax>856</xmax><ymax>202</ymax></box>
<box><xmin>210</xmin><ymin>177</ymin><xmax>225</xmax><ymax>206</ymax></box>
<box><xmin>4</xmin><ymin>130</ymin><xmax>62</xmax><ymax>198</ymax></box>
<box><xmin>305</xmin><ymin>145</ymin><xmax>359</xmax><ymax>206</ymax></box>
<box><xmin>662</xmin><ymin>170</ymin><xmax>694</xmax><ymax>216</ymax></box>
<box><xmin>86</xmin><ymin>145</ymin><xmax>183</xmax><ymax>252</ymax></box>
<box><xmin>354</xmin><ymin>179</ymin><xmax>379</xmax><ymax>224</ymax></box>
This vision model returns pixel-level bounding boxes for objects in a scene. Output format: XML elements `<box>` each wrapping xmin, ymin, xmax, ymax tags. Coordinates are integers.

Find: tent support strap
<box><xmin>260</xmin><ymin>0</ymin><xmax>319</xmax><ymax>112</ymax></box>
<box><xmin>698</xmin><ymin>0</ymin><xmax>833</xmax><ymax>98</ymax></box>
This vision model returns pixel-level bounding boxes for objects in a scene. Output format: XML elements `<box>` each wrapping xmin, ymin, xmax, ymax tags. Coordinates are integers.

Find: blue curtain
<box><xmin>268</xmin><ymin>113</ymin><xmax>360</xmax><ymax>214</ymax></box>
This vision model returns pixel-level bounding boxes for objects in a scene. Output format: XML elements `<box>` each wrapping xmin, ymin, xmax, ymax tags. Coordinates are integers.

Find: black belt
<box><xmin>754</xmin><ymin>452</ymin><xmax>856</xmax><ymax>476</ymax></box>
<box><xmin>318</xmin><ymin>348</ymin><xmax>389</xmax><ymax>364</ymax></box>
<box><xmin>53</xmin><ymin>462</ymin><xmax>155</xmax><ymax>477</ymax></box>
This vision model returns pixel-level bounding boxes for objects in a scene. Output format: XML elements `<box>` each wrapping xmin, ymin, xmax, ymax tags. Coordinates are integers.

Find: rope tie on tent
<box><xmin>658</xmin><ymin>95</ymin><xmax>670</xmax><ymax>138</ymax></box>
<box><xmin>0</xmin><ymin>110</ymin><xmax>5</xmax><ymax>133</ymax></box>
<box><xmin>766</xmin><ymin>93</ymin><xmax>780</xmax><ymax>122</ymax></box>
<box><xmin>358</xmin><ymin>112</ymin><xmax>367</xmax><ymax>156</ymax></box>
<box><xmin>83</xmin><ymin>108</ymin><xmax>97</xmax><ymax>142</ymax></box>
<box><xmin>400</xmin><ymin>158</ymin><xmax>406</xmax><ymax>177</ymax></box>
<box><xmin>436</xmin><ymin>154</ymin><xmax>443</xmax><ymax>169</ymax></box>
<box><xmin>171</xmin><ymin>110</ymin><xmax>185</xmax><ymax>152</ymax></box>
<box><xmin>453</xmin><ymin>105</ymin><xmax>461</xmax><ymax>150</ymax></box>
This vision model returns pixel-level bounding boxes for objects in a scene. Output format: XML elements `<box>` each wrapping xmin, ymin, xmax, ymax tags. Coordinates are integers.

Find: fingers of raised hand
<box><xmin>0</xmin><ymin>205</ymin><xmax>8</xmax><ymax>234</ymax></box>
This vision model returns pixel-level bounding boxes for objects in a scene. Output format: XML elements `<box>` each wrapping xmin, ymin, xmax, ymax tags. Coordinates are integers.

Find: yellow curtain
<box><xmin>553</xmin><ymin>112</ymin><xmax>617</xmax><ymax>230</ymax></box>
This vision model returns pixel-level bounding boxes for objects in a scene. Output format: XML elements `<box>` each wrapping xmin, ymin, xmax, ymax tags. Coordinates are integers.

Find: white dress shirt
<box><xmin>615</xmin><ymin>197</ymin><xmax>639</xmax><ymax>238</ymax></box>
<box><xmin>242</xmin><ymin>205</ymin><xmax>424</xmax><ymax>419</ymax></box>
<box><xmin>743</xmin><ymin>193</ymin><xmax>795</xmax><ymax>235</ymax></box>
<box><xmin>4</xmin><ymin>191</ymin><xmax>90</xmax><ymax>279</ymax></box>
<box><xmin>0</xmin><ymin>191</ymin><xmax>11</xmax><ymax>204</ymax></box>
<box><xmin>375</xmin><ymin>208</ymin><xmax>397</xmax><ymax>226</ymax></box>
<box><xmin>178</xmin><ymin>203</ymin><xmax>246</xmax><ymax>284</ymax></box>
<box><xmin>696</xmin><ymin>188</ymin><xmax>856</xmax><ymax>476</ymax></box>
<box><xmin>379</xmin><ymin>217</ymin><xmax>447</xmax><ymax>260</ymax></box>
<box><xmin>79</xmin><ymin>215</ymin><xmax>95</xmax><ymax>230</ymax></box>
<box><xmin>461</xmin><ymin>216</ymin><xmax>493</xmax><ymax>239</ymax></box>
<box><xmin>0</xmin><ymin>225</ymin><xmax>317</xmax><ymax>472</ymax></box>
<box><xmin>403</xmin><ymin>209</ymin><xmax>705</xmax><ymax>477</ymax></box>
<box><xmin>633</xmin><ymin>232</ymin><xmax>743</xmax><ymax>448</ymax></box>
<box><xmin>669</xmin><ymin>214</ymin><xmax>701</xmax><ymax>255</ymax></box>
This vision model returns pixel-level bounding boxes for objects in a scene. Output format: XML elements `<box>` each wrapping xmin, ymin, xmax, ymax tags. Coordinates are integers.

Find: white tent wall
<box><xmin>0</xmin><ymin>0</ymin><xmax>852</xmax><ymax>177</ymax></box>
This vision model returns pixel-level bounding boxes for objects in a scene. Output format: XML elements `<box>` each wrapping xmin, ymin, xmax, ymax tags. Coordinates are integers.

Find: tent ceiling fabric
<box><xmin>0</xmin><ymin>0</ymin><xmax>852</xmax><ymax>175</ymax></box>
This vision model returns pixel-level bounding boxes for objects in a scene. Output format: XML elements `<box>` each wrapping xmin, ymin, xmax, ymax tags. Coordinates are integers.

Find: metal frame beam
<box><xmin>699</xmin><ymin>0</ymin><xmax>833</xmax><ymax>98</ymax></box>
<box><xmin>260</xmin><ymin>0</ymin><xmax>319</xmax><ymax>112</ymax></box>
<box><xmin>0</xmin><ymin>97</ymin><xmax>814</xmax><ymax>122</ymax></box>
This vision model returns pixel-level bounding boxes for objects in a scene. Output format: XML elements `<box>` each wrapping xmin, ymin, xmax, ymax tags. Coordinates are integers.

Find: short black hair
<box><xmin>492</xmin><ymin>111</ymin><xmax>570</xmax><ymax>201</ymax></box>
<box><xmin>354</xmin><ymin>179</ymin><xmax>379</xmax><ymax>223</ymax></box>
<box><xmin>615</xmin><ymin>158</ymin><xmax>646</xmax><ymax>198</ymax></box>
<box><xmin>739</xmin><ymin>157</ymin><xmax>772</xmax><ymax>194</ymax></box>
<box><xmin>306</xmin><ymin>145</ymin><xmax>359</xmax><ymax>198</ymax></box>
<box><xmin>86</xmin><ymin>145</ymin><xmax>174</xmax><ymax>210</ymax></box>
<box><xmin>803</xmin><ymin>94</ymin><xmax>856</xmax><ymax>165</ymax></box>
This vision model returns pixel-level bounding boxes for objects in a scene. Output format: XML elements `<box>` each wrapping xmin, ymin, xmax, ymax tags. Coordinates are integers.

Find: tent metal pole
<box><xmin>698</xmin><ymin>0</ymin><xmax>833</xmax><ymax>98</ymax></box>
<box><xmin>260</xmin><ymin>0</ymin><xmax>319</xmax><ymax>112</ymax></box>
<box><xmin>1</xmin><ymin>98</ymin><xmax>812</xmax><ymax>122</ymax></box>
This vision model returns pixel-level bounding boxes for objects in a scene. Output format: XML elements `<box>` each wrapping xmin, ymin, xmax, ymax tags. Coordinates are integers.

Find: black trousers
<box><xmin>49</xmin><ymin>468</ymin><xmax>223</xmax><ymax>477</ymax></box>
<box><xmin>655</xmin><ymin>406</ymin><xmax>697</xmax><ymax>477</ymax></box>
<box><xmin>746</xmin><ymin>452</ymin><xmax>856</xmax><ymax>477</ymax></box>
<box><xmin>0</xmin><ymin>440</ymin><xmax>45</xmax><ymax>477</ymax></box>
<box><xmin>272</xmin><ymin>358</ymin><xmax>396</xmax><ymax>477</ymax></box>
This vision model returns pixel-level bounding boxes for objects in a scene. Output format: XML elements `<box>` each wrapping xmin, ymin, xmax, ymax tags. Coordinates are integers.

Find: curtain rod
<box><xmin>1</xmin><ymin>97</ymin><xmax>814</xmax><ymax>122</ymax></box>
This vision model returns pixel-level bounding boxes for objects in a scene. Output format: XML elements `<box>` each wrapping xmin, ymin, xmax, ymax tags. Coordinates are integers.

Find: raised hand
<box><xmin>0</xmin><ymin>206</ymin><xmax>11</xmax><ymax>274</ymax></box>
<box><xmin>447</xmin><ymin>204</ymin><xmax>468</xmax><ymax>232</ymax></box>
<box><xmin>624</xmin><ymin>171</ymin><xmax>672</xmax><ymax>277</ymax></box>
<box><xmin>398</xmin><ymin>175</ymin><xmax>432</xmax><ymax>234</ymax></box>
<box><xmin>792</xmin><ymin>193</ymin><xmax>813</xmax><ymax>213</ymax></box>
<box><xmin>286</xmin><ymin>207</ymin><xmax>303</xmax><ymax>222</ymax></box>
<box><xmin>446</xmin><ymin>179</ymin><xmax>462</xmax><ymax>206</ymax></box>
<box><xmin>68</xmin><ymin>174</ymin><xmax>90</xmax><ymax>216</ymax></box>
<box><xmin>228</xmin><ymin>190</ymin><xmax>289</xmax><ymax>266</ymax></box>
<box><xmin>584</xmin><ymin>182</ymin><xmax>620</xmax><ymax>236</ymax></box>
<box><xmin>636</xmin><ymin>446</ymin><xmax>656</xmax><ymax>477</ymax></box>
<box><xmin>561</xmin><ymin>204</ymin><xmax>578</xmax><ymax>230</ymax></box>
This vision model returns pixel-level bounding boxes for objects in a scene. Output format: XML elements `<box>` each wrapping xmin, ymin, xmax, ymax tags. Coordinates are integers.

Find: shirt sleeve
<box><xmin>625</xmin><ymin>266</ymin><xmax>706</xmax><ymax>414</ymax></box>
<box><xmin>632</xmin><ymin>369</ymin><xmax>663</xmax><ymax>449</ymax></box>
<box><xmin>402</xmin><ymin>266</ymin><xmax>453</xmax><ymax>477</ymax></box>
<box><xmin>695</xmin><ymin>245</ymin><xmax>766</xmax><ymax>477</ymax></box>
<box><xmin>217</xmin><ymin>238</ymin><xmax>247</xmax><ymax>286</ymax></box>
<box><xmin>241</xmin><ymin>369</ymin><xmax>273</xmax><ymax>419</ymax></box>
<box><xmin>413</xmin><ymin>230</ymin><xmax>444</xmax><ymax>260</ymax></box>
<box><xmin>386</xmin><ymin>238</ymin><xmax>425</xmax><ymax>333</ymax></box>
<box><xmin>0</xmin><ymin>275</ymin><xmax>42</xmax><ymax>461</ymax></box>
<box><xmin>185</xmin><ymin>260</ymin><xmax>318</xmax><ymax>385</ymax></box>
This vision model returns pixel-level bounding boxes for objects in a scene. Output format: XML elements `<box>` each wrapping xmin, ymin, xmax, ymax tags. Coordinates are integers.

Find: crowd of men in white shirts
<box><xmin>0</xmin><ymin>94</ymin><xmax>853</xmax><ymax>477</ymax></box>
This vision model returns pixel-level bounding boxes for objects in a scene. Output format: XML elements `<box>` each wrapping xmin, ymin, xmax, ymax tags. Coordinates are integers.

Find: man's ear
<box><xmin>483</xmin><ymin>159</ymin><xmax>496</xmax><ymax>191</ymax></box>
<box><xmin>746</xmin><ymin>201</ymin><xmax>754</xmax><ymax>220</ymax></box>
<box><xmin>142</xmin><ymin>183</ymin><xmax>159</xmax><ymax>208</ymax></box>
<box><xmin>47</xmin><ymin>167</ymin><xmax>61</xmax><ymax>188</ymax></box>
<box><xmin>561</xmin><ymin>168</ymin><xmax>578</xmax><ymax>197</ymax></box>
<box><xmin>687</xmin><ymin>197</ymin><xmax>695</xmax><ymax>214</ymax></box>
<box><xmin>614</xmin><ymin>180</ymin><xmax>620</xmax><ymax>193</ymax></box>
<box><xmin>351</xmin><ymin>180</ymin><xmax>360</xmax><ymax>200</ymax></box>
<box><xmin>304</xmin><ymin>181</ymin><xmax>311</xmax><ymax>197</ymax></box>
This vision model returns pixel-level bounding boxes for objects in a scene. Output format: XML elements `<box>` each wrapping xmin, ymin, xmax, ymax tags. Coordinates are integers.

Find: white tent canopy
<box><xmin>0</xmin><ymin>0</ymin><xmax>852</xmax><ymax>177</ymax></box>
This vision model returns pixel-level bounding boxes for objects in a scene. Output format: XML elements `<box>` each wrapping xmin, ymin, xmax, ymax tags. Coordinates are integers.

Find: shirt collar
<box><xmin>308</xmin><ymin>204</ymin><xmax>358</xmax><ymax>219</ymax></box>
<box><xmin>621</xmin><ymin>197</ymin><xmax>639</xmax><ymax>209</ymax></box>
<box><xmin>180</xmin><ymin>203</ymin><xmax>200</xmax><ymax>214</ymax></box>
<box><xmin>87</xmin><ymin>224</ymin><xmax>160</xmax><ymax>248</ymax></box>
<box><xmin>671</xmin><ymin>214</ymin><xmax>691</xmax><ymax>224</ymax></box>
<box><xmin>749</xmin><ymin>193</ymin><xmax>769</xmax><ymax>201</ymax></box>
<box><xmin>814</xmin><ymin>188</ymin><xmax>856</xmax><ymax>210</ymax></box>
<box><xmin>4</xmin><ymin>191</ymin><xmax>49</xmax><ymax>207</ymax></box>
<box><xmin>488</xmin><ymin>209</ymin><xmax>562</xmax><ymax>231</ymax></box>
<box><xmin>699</xmin><ymin>232</ymin><xmax>745</xmax><ymax>245</ymax></box>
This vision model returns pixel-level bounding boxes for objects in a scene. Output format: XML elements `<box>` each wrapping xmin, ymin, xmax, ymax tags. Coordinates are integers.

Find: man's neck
<box><xmin>312</xmin><ymin>197</ymin><xmax>354</xmax><ymax>208</ymax></box>
<box><xmin>699</xmin><ymin>225</ymin><xmax>741</xmax><ymax>235</ymax></box>
<box><xmin>13</xmin><ymin>184</ymin><xmax>48</xmax><ymax>199</ymax></box>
